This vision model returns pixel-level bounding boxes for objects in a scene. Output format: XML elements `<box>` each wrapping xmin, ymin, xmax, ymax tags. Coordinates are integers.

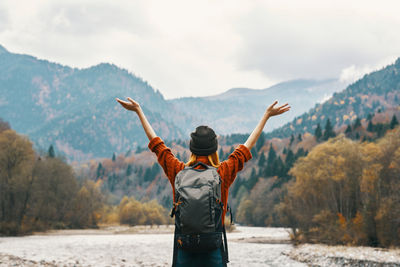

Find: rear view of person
<box><xmin>116</xmin><ymin>97</ymin><xmax>290</xmax><ymax>266</ymax></box>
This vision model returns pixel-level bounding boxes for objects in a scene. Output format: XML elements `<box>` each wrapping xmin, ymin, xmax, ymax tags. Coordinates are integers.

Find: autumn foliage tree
<box><xmin>0</xmin><ymin>129</ymin><xmax>35</xmax><ymax>235</ymax></box>
<box><xmin>281</xmin><ymin>128</ymin><xmax>400</xmax><ymax>247</ymax></box>
<box><xmin>236</xmin><ymin>177</ymin><xmax>283</xmax><ymax>226</ymax></box>
<box><xmin>118</xmin><ymin>196</ymin><xmax>168</xmax><ymax>226</ymax></box>
<box><xmin>0</xmin><ymin>128</ymin><xmax>105</xmax><ymax>235</ymax></box>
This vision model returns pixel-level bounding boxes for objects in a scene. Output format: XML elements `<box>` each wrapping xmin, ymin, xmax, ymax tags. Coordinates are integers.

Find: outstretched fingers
<box><xmin>278</xmin><ymin>103</ymin><xmax>289</xmax><ymax>109</ymax></box>
<box><xmin>270</xmin><ymin>100</ymin><xmax>278</xmax><ymax>108</ymax></box>
<box><xmin>266</xmin><ymin>101</ymin><xmax>291</xmax><ymax>116</ymax></box>
<box><xmin>279</xmin><ymin>107</ymin><xmax>291</xmax><ymax>114</ymax></box>
<box><xmin>116</xmin><ymin>98</ymin><xmax>134</xmax><ymax>111</ymax></box>
<box><xmin>277</xmin><ymin>103</ymin><xmax>290</xmax><ymax>113</ymax></box>
<box><xmin>279</xmin><ymin>103</ymin><xmax>290</xmax><ymax>111</ymax></box>
<box><xmin>116</xmin><ymin>98</ymin><xmax>129</xmax><ymax>106</ymax></box>
<box><xmin>127</xmin><ymin>97</ymin><xmax>136</xmax><ymax>104</ymax></box>
<box><xmin>116</xmin><ymin>98</ymin><xmax>126</xmax><ymax>104</ymax></box>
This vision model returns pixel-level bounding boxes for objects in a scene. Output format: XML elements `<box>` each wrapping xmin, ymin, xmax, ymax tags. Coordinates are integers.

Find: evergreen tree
<box><xmin>353</xmin><ymin>117</ymin><xmax>362</xmax><ymax>129</ymax></box>
<box><xmin>126</xmin><ymin>164</ymin><xmax>132</xmax><ymax>176</ymax></box>
<box><xmin>297</xmin><ymin>133</ymin><xmax>302</xmax><ymax>142</ymax></box>
<box><xmin>264</xmin><ymin>144</ymin><xmax>277</xmax><ymax>177</ymax></box>
<box><xmin>258</xmin><ymin>152</ymin><xmax>266</xmax><ymax>167</ymax></box>
<box><xmin>295</xmin><ymin>148</ymin><xmax>306</xmax><ymax>158</ymax></box>
<box><xmin>138</xmin><ymin>166</ymin><xmax>143</xmax><ymax>177</ymax></box>
<box><xmin>230</xmin><ymin>176</ymin><xmax>244</xmax><ymax>198</ymax></box>
<box><xmin>96</xmin><ymin>163</ymin><xmax>104</xmax><ymax>178</ymax></box>
<box><xmin>285</xmin><ymin>148</ymin><xmax>295</xmax><ymax>165</ymax></box>
<box><xmin>323</xmin><ymin>118</ymin><xmax>336</xmax><ymax>141</ymax></box>
<box><xmin>275</xmin><ymin>156</ymin><xmax>284</xmax><ymax>177</ymax></box>
<box><xmin>345</xmin><ymin>124</ymin><xmax>352</xmax><ymax>134</ymax></box>
<box><xmin>143</xmin><ymin>167</ymin><xmax>153</xmax><ymax>183</ymax></box>
<box><xmin>246</xmin><ymin>168</ymin><xmax>258</xmax><ymax>189</ymax></box>
<box><xmin>251</xmin><ymin>147</ymin><xmax>257</xmax><ymax>159</ymax></box>
<box><xmin>390</xmin><ymin>115</ymin><xmax>399</xmax><ymax>129</ymax></box>
<box><xmin>108</xmin><ymin>173</ymin><xmax>117</xmax><ymax>191</ymax></box>
<box><xmin>289</xmin><ymin>134</ymin><xmax>295</xmax><ymax>146</ymax></box>
<box><xmin>375</xmin><ymin>123</ymin><xmax>386</xmax><ymax>137</ymax></box>
<box><xmin>367</xmin><ymin>121</ymin><xmax>374</xmax><ymax>132</ymax></box>
<box><xmin>256</xmin><ymin>132</ymin><xmax>265</xmax><ymax>152</ymax></box>
<box><xmin>112</xmin><ymin>153</ymin><xmax>116</xmax><ymax>162</ymax></box>
<box><xmin>48</xmin><ymin>145</ymin><xmax>55</xmax><ymax>158</ymax></box>
<box><xmin>314</xmin><ymin>123</ymin><xmax>322</xmax><ymax>141</ymax></box>
<box><xmin>285</xmin><ymin>149</ymin><xmax>295</xmax><ymax>174</ymax></box>
<box><xmin>267</xmin><ymin>144</ymin><xmax>276</xmax><ymax>165</ymax></box>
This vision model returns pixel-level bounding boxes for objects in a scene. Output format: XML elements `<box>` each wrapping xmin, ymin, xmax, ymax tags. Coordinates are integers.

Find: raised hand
<box><xmin>116</xmin><ymin>97</ymin><xmax>141</xmax><ymax>113</ymax></box>
<box><xmin>266</xmin><ymin>101</ymin><xmax>290</xmax><ymax>117</ymax></box>
<box><xmin>116</xmin><ymin>97</ymin><xmax>156</xmax><ymax>140</ymax></box>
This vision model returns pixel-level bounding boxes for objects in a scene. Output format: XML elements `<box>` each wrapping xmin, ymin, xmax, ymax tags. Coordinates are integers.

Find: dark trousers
<box><xmin>175</xmin><ymin>248</ymin><xmax>225</xmax><ymax>267</ymax></box>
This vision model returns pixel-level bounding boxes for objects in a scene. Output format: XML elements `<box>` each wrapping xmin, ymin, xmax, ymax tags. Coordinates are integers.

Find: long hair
<box><xmin>185</xmin><ymin>151</ymin><xmax>220</xmax><ymax>168</ymax></box>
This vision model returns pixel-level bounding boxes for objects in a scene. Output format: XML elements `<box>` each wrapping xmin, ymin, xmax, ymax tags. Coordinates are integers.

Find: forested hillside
<box><xmin>268</xmin><ymin>58</ymin><xmax>400</xmax><ymax>139</ymax></box>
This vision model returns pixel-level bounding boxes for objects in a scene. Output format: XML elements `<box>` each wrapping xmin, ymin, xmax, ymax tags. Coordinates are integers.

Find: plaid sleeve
<box><xmin>219</xmin><ymin>144</ymin><xmax>252</xmax><ymax>188</ymax></box>
<box><xmin>148</xmin><ymin>137</ymin><xmax>185</xmax><ymax>187</ymax></box>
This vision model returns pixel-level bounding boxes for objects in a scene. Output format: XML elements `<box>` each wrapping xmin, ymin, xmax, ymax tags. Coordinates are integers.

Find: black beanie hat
<box><xmin>190</xmin><ymin>125</ymin><xmax>218</xmax><ymax>156</ymax></box>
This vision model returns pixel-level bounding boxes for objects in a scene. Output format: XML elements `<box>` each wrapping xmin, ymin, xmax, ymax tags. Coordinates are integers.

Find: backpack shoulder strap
<box><xmin>172</xmin><ymin>228</ymin><xmax>178</xmax><ymax>267</ymax></box>
<box><xmin>190</xmin><ymin>161</ymin><xmax>209</xmax><ymax>170</ymax></box>
<box><xmin>222</xmin><ymin>225</ymin><xmax>229</xmax><ymax>264</ymax></box>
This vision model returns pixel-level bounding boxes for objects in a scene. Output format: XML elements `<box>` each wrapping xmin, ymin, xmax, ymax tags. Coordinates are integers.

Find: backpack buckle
<box><xmin>170</xmin><ymin>200</ymin><xmax>182</xmax><ymax>218</ymax></box>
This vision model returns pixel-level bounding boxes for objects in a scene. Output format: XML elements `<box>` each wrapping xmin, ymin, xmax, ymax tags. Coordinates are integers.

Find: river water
<box><xmin>0</xmin><ymin>226</ymin><xmax>306</xmax><ymax>266</ymax></box>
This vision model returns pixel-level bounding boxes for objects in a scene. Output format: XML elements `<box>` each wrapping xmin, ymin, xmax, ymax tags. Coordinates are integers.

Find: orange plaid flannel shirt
<box><xmin>148</xmin><ymin>136</ymin><xmax>252</xmax><ymax>225</ymax></box>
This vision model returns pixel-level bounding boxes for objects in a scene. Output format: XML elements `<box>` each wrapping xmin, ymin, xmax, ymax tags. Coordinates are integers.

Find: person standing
<box><xmin>116</xmin><ymin>97</ymin><xmax>290</xmax><ymax>266</ymax></box>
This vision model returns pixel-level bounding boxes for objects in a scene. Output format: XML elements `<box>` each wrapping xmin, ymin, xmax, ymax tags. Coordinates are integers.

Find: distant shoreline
<box><xmin>33</xmin><ymin>224</ymin><xmax>175</xmax><ymax>236</ymax></box>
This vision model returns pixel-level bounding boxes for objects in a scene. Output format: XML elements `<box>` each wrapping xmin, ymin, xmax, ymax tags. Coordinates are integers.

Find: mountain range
<box><xmin>1</xmin><ymin>44</ymin><xmax>346</xmax><ymax>160</ymax></box>
<box><xmin>267</xmin><ymin>58</ymin><xmax>400</xmax><ymax>139</ymax></box>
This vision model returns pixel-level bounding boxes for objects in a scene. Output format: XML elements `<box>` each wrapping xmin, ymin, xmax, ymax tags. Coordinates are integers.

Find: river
<box><xmin>0</xmin><ymin>226</ymin><xmax>305</xmax><ymax>266</ymax></box>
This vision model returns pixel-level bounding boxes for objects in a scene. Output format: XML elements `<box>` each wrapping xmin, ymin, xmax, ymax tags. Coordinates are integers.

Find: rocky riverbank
<box><xmin>1</xmin><ymin>226</ymin><xmax>399</xmax><ymax>266</ymax></box>
<box><xmin>0</xmin><ymin>253</ymin><xmax>57</xmax><ymax>267</ymax></box>
<box><xmin>286</xmin><ymin>243</ymin><xmax>400</xmax><ymax>267</ymax></box>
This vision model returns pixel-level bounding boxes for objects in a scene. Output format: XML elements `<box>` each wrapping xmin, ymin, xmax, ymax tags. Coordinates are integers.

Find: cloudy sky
<box><xmin>1</xmin><ymin>0</ymin><xmax>399</xmax><ymax>99</ymax></box>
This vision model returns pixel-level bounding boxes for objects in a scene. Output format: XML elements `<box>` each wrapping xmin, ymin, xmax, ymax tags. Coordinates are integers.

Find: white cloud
<box><xmin>339</xmin><ymin>56</ymin><xmax>398</xmax><ymax>84</ymax></box>
<box><xmin>0</xmin><ymin>0</ymin><xmax>399</xmax><ymax>99</ymax></box>
<box><xmin>0</xmin><ymin>6</ymin><xmax>8</xmax><ymax>32</ymax></box>
<box><xmin>235</xmin><ymin>1</ymin><xmax>400</xmax><ymax>81</ymax></box>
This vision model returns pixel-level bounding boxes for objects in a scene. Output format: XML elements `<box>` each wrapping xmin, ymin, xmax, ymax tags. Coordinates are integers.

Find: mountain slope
<box><xmin>267</xmin><ymin>58</ymin><xmax>400</xmax><ymax>139</ymax></box>
<box><xmin>0</xmin><ymin>46</ymin><xmax>184</xmax><ymax>159</ymax></box>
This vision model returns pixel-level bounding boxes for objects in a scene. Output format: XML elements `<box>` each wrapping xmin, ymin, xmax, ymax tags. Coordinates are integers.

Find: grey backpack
<box><xmin>171</xmin><ymin>162</ymin><xmax>229</xmax><ymax>265</ymax></box>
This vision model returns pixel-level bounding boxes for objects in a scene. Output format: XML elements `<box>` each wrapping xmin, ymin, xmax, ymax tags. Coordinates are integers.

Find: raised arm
<box><xmin>244</xmin><ymin>101</ymin><xmax>290</xmax><ymax>150</ymax></box>
<box><xmin>116</xmin><ymin>97</ymin><xmax>157</xmax><ymax>141</ymax></box>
